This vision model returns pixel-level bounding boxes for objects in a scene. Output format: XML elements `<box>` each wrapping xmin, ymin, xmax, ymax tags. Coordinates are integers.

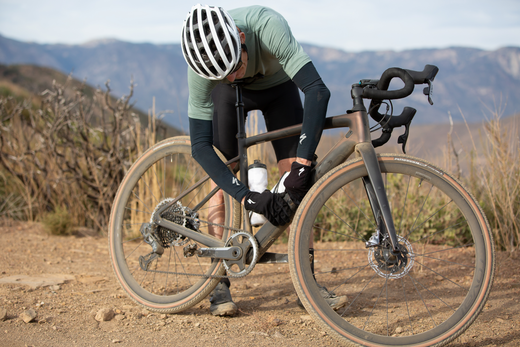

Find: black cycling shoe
<box><xmin>209</xmin><ymin>281</ymin><xmax>238</xmax><ymax>316</ymax></box>
<box><xmin>297</xmin><ymin>285</ymin><xmax>348</xmax><ymax>311</ymax></box>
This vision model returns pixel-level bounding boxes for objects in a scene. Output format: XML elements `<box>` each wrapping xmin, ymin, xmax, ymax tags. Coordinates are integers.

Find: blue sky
<box><xmin>1</xmin><ymin>0</ymin><xmax>520</xmax><ymax>52</ymax></box>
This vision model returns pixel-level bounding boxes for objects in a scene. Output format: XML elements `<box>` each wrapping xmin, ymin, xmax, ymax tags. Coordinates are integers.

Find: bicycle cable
<box><xmin>368</xmin><ymin>100</ymin><xmax>393</xmax><ymax>133</ymax></box>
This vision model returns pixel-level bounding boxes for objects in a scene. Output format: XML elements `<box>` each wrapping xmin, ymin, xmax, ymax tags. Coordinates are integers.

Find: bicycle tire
<box><xmin>289</xmin><ymin>153</ymin><xmax>494</xmax><ymax>346</ymax></box>
<box><xmin>109</xmin><ymin>136</ymin><xmax>241</xmax><ymax>313</ymax></box>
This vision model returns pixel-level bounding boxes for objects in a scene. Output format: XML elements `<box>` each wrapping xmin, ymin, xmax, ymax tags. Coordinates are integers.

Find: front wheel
<box><xmin>289</xmin><ymin>154</ymin><xmax>494</xmax><ymax>347</ymax></box>
<box><xmin>108</xmin><ymin>136</ymin><xmax>241</xmax><ymax>313</ymax></box>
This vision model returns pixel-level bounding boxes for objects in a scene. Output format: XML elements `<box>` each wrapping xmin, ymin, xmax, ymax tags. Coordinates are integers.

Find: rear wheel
<box><xmin>289</xmin><ymin>154</ymin><xmax>494</xmax><ymax>346</ymax></box>
<box><xmin>109</xmin><ymin>136</ymin><xmax>241</xmax><ymax>313</ymax></box>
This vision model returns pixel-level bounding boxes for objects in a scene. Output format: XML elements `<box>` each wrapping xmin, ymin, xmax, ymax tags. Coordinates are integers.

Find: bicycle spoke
<box><xmin>417</xmin><ymin>253</ymin><xmax>475</xmax><ymax>269</ymax></box>
<box><xmin>401</xmin><ymin>276</ymin><xmax>415</xmax><ymax>335</ymax></box>
<box><xmin>340</xmin><ymin>184</ymin><xmax>377</xmax><ymax>230</ymax></box>
<box><xmin>410</xmin><ymin>219</ymin><xmax>465</xmax><ymax>245</ymax></box>
<box><xmin>313</xmin><ymin>221</ymin><xmax>367</xmax><ymax>243</ymax></box>
<box><xmin>397</xmin><ymin>174</ymin><xmax>412</xmax><ymax>234</ymax></box>
<box><xmin>408</xmin><ymin>273</ymin><xmax>437</xmax><ymax>327</ymax></box>
<box><xmin>362</xmin><ymin>275</ymin><xmax>389</xmax><ymax>331</ymax></box>
<box><xmin>413</xmin><ymin>259</ymin><xmax>469</xmax><ymax>291</ymax></box>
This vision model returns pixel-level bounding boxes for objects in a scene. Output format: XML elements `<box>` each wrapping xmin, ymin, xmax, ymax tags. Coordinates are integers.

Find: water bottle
<box><xmin>248</xmin><ymin>160</ymin><xmax>268</xmax><ymax>226</ymax></box>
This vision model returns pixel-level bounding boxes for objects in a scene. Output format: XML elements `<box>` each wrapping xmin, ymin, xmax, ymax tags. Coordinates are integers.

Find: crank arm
<box><xmin>197</xmin><ymin>246</ymin><xmax>243</xmax><ymax>260</ymax></box>
<box><xmin>356</xmin><ymin>142</ymin><xmax>399</xmax><ymax>252</ymax></box>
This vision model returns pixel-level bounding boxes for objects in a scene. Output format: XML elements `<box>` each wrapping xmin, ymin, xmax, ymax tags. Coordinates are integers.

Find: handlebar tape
<box><xmin>362</xmin><ymin>67</ymin><xmax>414</xmax><ymax>100</ymax></box>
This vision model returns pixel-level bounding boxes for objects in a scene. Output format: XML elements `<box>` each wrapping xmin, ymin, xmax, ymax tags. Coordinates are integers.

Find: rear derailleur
<box><xmin>139</xmin><ymin>199</ymin><xmax>199</xmax><ymax>270</ymax></box>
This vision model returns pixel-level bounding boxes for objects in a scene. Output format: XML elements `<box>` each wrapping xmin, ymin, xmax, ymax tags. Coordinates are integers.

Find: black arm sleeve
<box><xmin>291</xmin><ymin>62</ymin><xmax>330</xmax><ymax>160</ymax></box>
<box><xmin>189</xmin><ymin>118</ymin><xmax>249</xmax><ymax>202</ymax></box>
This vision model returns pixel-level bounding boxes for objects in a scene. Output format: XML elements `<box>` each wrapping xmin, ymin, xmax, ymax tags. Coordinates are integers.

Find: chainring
<box><xmin>223</xmin><ymin>232</ymin><xmax>259</xmax><ymax>278</ymax></box>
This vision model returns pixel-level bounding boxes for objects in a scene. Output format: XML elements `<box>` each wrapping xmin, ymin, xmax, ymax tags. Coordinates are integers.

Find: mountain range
<box><xmin>1</xmin><ymin>33</ymin><xmax>519</xmax><ymax>132</ymax></box>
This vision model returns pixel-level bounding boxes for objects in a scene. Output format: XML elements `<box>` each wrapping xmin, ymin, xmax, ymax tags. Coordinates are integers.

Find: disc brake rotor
<box><xmin>368</xmin><ymin>235</ymin><xmax>414</xmax><ymax>279</ymax></box>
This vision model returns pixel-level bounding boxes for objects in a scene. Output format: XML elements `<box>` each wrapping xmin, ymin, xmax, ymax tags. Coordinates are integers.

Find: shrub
<box><xmin>0</xmin><ymin>78</ymin><xmax>159</xmax><ymax>233</ymax></box>
<box><xmin>42</xmin><ymin>205</ymin><xmax>73</xmax><ymax>235</ymax></box>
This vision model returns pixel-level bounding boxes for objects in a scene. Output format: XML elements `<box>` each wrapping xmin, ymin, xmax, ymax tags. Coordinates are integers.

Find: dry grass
<box><xmin>0</xmin><ymin>78</ymin><xmax>159</xmax><ymax>234</ymax></box>
<box><xmin>460</xmin><ymin>111</ymin><xmax>520</xmax><ymax>251</ymax></box>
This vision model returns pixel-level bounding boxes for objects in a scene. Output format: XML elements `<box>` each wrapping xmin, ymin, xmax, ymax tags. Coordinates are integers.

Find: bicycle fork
<box><xmin>313</xmin><ymin>110</ymin><xmax>401</xmax><ymax>253</ymax></box>
<box><xmin>356</xmin><ymin>142</ymin><xmax>400</xmax><ymax>252</ymax></box>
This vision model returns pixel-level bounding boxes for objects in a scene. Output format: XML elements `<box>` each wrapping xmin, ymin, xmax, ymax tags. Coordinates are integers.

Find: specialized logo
<box><xmin>247</xmin><ymin>199</ymin><xmax>255</xmax><ymax>204</ymax></box>
<box><xmin>298</xmin><ymin>167</ymin><xmax>305</xmax><ymax>176</ymax></box>
<box><xmin>232</xmin><ymin>177</ymin><xmax>240</xmax><ymax>186</ymax></box>
<box><xmin>299</xmin><ymin>133</ymin><xmax>307</xmax><ymax>144</ymax></box>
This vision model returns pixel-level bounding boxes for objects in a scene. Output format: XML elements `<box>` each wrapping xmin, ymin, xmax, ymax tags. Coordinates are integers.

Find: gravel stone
<box><xmin>95</xmin><ymin>308</ymin><xmax>114</xmax><ymax>322</ymax></box>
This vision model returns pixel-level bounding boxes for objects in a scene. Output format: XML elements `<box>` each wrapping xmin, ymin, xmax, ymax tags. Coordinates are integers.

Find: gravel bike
<box><xmin>108</xmin><ymin>64</ymin><xmax>495</xmax><ymax>347</ymax></box>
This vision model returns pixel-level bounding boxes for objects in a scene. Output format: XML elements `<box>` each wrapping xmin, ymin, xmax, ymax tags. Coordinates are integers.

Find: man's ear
<box><xmin>239</xmin><ymin>31</ymin><xmax>246</xmax><ymax>44</ymax></box>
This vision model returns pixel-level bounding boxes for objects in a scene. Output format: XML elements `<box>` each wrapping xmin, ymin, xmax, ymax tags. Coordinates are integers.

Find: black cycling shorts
<box><xmin>211</xmin><ymin>80</ymin><xmax>303</xmax><ymax>162</ymax></box>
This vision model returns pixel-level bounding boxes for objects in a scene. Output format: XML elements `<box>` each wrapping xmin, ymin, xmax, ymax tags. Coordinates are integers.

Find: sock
<box><xmin>220</xmin><ymin>278</ymin><xmax>231</xmax><ymax>288</ymax></box>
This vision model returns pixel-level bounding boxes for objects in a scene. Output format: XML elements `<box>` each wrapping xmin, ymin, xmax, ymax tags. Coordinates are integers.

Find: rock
<box><xmin>20</xmin><ymin>308</ymin><xmax>37</xmax><ymax>323</ymax></box>
<box><xmin>0</xmin><ymin>308</ymin><xmax>7</xmax><ymax>321</ymax></box>
<box><xmin>271</xmin><ymin>318</ymin><xmax>282</xmax><ymax>326</ymax></box>
<box><xmin>95</xmin><ymin>308</ymin><xmax>115</xmax><ymax>322</ymax></box>
<box><xmin>0</xmin><ymin>274</ymin><xmax>75</xmax><ymax>289</ymax></box>
<box><xmin>272</xmin><ymin>330</ymin><xmax>284</xmax><ymax>338</ymax></box>
<box><xmin>265</xmin><ymin>289</ymin><xmax>285</xmax><ymax>297</ymax></box>
<box><xmin>395</xmin><ymin>326</ymin><xmax>404</xmax><ymax>334</ymax></box>
<box><xmin>115</xmin><ymin>314</ymin><xmax>125</xmax><ymax>321</ymax></box>
<box><xmin>250</xmin><ymin>331</ymin><xmax>269</xmax><ymax>336</ymax></box>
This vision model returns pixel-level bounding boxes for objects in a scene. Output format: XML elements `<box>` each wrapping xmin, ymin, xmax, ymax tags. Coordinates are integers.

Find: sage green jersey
<box><xmin>187</xmin><ymin>5</ymin><xmax>311</xmax><ymax>121</ymax></box>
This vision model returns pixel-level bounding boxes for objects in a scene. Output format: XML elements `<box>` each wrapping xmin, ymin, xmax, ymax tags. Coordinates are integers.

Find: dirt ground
<box><xmin>1</xmin><ymin>220</ymin><xmax>519</xmax><ymax>347</ymax></box>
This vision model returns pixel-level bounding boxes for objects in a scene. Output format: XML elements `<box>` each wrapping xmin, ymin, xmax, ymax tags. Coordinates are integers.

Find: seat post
<box><xmin>233</xmin><ymin>83</ymin><xmax>248</xmax><ymax>188</ymax></box>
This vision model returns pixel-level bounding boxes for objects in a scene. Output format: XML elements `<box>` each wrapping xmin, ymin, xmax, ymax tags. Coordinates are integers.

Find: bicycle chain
<box><xmin>143</xmin><ymin>210</ymin><xmax>253</xmax><ymax>279</ymax></box>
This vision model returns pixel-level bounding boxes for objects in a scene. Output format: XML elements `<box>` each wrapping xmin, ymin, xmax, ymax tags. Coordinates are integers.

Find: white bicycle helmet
<box><xmin>181</xmin><ymin>4</ymin><xmax>242</xmax><ymax>80</ymax></box>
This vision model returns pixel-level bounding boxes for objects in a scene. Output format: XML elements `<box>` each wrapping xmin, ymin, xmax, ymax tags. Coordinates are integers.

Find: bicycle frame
<box><xmin>155</xmin><ymin>82</ymin><xmax>401</xmax><ymax>262</ymax></box>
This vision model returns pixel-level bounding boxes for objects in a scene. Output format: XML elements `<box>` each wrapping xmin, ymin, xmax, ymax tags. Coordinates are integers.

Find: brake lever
<box><xmin>423</xmin><ymin>80</ymin><xmax>434</xmax><ymax>105</ymax></box>
<box><xmin>397</xmin><ymin>121</ymin><xmax>411</xmax><ymax>154</ymax></box>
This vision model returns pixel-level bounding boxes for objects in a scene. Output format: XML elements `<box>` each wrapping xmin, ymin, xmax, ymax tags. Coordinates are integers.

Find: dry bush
<box><xmin>0</xmin><ymin>77</ymin><xmax>157</xmax><ymax>233</ymax></box>
<box><xmin>462</xmin><ymin>111</ymin><xmax>520</xmax><ymax>251</ymax></box>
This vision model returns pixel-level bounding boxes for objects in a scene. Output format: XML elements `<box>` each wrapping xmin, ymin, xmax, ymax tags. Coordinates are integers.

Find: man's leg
<box><xmin>207</xmin><ymin>84</ymin><xmax>241</xmax><ymax>316</ymax></box>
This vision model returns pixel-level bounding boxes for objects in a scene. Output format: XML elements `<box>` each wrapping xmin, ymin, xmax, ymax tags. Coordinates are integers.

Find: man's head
<box><xmin>181</xmin><ymin>4</ymin><xmax>244</xmax><ymax>80</ymax></box>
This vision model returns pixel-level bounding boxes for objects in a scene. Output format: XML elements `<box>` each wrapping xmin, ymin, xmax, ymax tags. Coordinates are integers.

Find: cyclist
<box><xmin>181</xmin><ymin>4</ymin><xmax>347</xmax><ymax>316</ymax></box>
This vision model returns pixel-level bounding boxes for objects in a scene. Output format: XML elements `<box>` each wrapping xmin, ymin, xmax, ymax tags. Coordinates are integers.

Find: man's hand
<box><xmin>243</xmin><ymin>190</ymin><xmax>292</xmax><ymax>226</ymax></box>
<box><xmin>283</xmin><ymin>161</ymin><xmax>312</xmax><ymax>205</ymax></box>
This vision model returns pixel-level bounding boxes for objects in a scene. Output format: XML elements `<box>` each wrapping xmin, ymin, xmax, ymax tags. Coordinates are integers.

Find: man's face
<box><xmin>226</xmin><ymin>30</ymin><xmax>247</xmax><ymax>82</ymax></box>
<box><xmin>226</xmin><ymin>48</ymin><xmax>248</xmax><ymax>82</ymax></box>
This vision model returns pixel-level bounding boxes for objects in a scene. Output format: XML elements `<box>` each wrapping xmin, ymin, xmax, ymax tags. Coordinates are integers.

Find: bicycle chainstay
<box><xmin>140</xmin><ymin>210</ymin><xmax>252</xmax><ymax>279</ymax></box>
